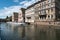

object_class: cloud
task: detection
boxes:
[13,0,19,2]
[0,0,40,18]
[0,6,21,18]
[19,0,38,8]
[20,1,28,4]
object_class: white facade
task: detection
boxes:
[25,7,35,23]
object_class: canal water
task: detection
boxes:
[0,23,60,40]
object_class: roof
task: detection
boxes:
[26,0,46,10]
[26,1,41,10]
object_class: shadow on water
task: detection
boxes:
[21,26,25,40]
[55,29,60,40]
[34,24,57,40]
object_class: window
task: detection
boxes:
[51,15,53,18]
[51,8,54,12]
[48,0,51,3]
[48,15,50,18]
[27,17,31,19]
[51,3,55,6]
[48,4,49,6]
[44,10,46,14]
[51,3,53,5]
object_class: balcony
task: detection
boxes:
[39,13,46,15]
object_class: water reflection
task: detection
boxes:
[0,23,60,40]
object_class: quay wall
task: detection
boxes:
[34,21,60,26]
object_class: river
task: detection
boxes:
[0,23,60,40]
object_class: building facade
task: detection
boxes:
[12,12,23,22]
[12,0,60,23]
[25,0,60,24]
[25,7,35,23]
[34,0,60,22]
[12,8,25,23]
[34,0,55,22]
[12,12,18,22]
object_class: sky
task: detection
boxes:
[0,0,39,19]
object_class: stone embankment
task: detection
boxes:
[34,21,60,26]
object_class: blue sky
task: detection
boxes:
[0,0,38,19]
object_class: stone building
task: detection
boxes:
[12,12,19,22]
[25,1,41,24]
[12,12,23,22]
[25,6,35,24]
[25,0,60,24]
[34,0,60,22]
[18,8,25,23]
[12,0,60,23]
[34,0,55,22]
[12,8,25,23]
